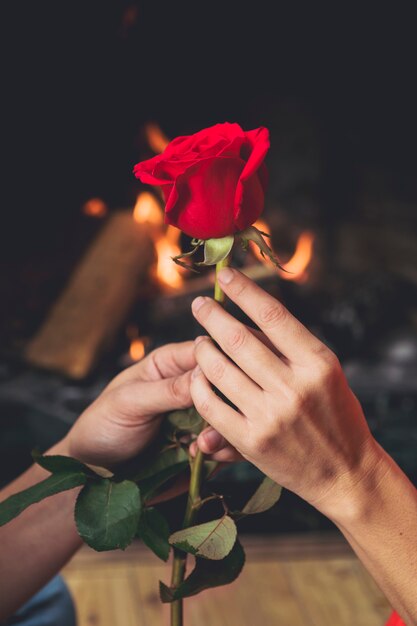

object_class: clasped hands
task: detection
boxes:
[64,269,382,522]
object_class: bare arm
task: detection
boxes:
[0,341,196,621]
[188,268,417,625]
[0,440,82,620]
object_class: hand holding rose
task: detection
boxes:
[189,268,380,521]
[189,269,417,624]
[64,342,196,467]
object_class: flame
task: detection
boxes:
[129,338,146,361]
[132,192,183,291]
[279,231,315,283]
[133,191,164,226]
[145,123,170,154]
[82,198,108,218]
[155,226,184,290]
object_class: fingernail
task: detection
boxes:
[203,429,223,450]
[194,335,207,345]
[192,296,207,313]
[218,268,234,284]
[191,365,202,379]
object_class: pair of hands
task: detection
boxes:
[65,269,380,520]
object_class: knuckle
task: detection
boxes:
[230,276,247,297]
[225,325,247,352]
[287,388,308,415]
[258,302,286,327]
[146,348,165,377]
[208,358,226,383]
[169,376,189,406]
[313,351,341,385]
[193,392,212,418]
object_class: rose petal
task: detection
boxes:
[241,127,270,186]
[234,174,265,231]
[165,156,245,239]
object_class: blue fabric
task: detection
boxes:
[3,576,76,626]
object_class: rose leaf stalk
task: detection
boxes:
[170,255,230,626]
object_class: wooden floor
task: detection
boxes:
[62,533,392,626]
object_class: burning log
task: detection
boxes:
[25,210,155,379]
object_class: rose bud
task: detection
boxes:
[133,122,270,240]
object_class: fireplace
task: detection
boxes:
[1,105,417,534]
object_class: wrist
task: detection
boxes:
[314,437,391,526]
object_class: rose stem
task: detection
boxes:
[170,255,230,626]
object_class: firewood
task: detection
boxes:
[25,210,155,379]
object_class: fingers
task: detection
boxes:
[140,341,197,381]
[115,370,193,416]
[213,268,325,364]
[194,336,262,415]
[190,441,243,463]
[190,428,244,462]
[107,341,196,390]
[191,299,291,391]
[190,366,246,445]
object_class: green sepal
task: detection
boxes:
[197,235,235,266]
[0,472,87,527]
[169,515,237,560]
[171,240,204,271]
[75,479,141,551]
[238,226,285,270]
[136,507,171,561]
[160,540,245,602]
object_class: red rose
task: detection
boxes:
[133,122,270,239]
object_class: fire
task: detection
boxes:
[145,123,170,154]
[133,191,164,227]
[155,226,184,290]
[129,338,146,362]
[132,192,183,290]
[82,198,108,218]
[279,231,315,283]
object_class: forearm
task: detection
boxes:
[0,439,82,621]
[328,443,417,625]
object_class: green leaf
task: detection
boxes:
[241,476,282,516]
[137,507,170,561]
[199,235,235,266]
[75,479,141,551]
[169,515,237,560]
[160,540,245,602]
[32,451,94,476]
[133,446,188,482]
[167,407,203,434]
[0,472,86,527]
[139,461,189,502]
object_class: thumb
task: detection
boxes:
[118,371,193,416]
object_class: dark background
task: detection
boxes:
[1,2,417,532]
[2,1,417,261]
